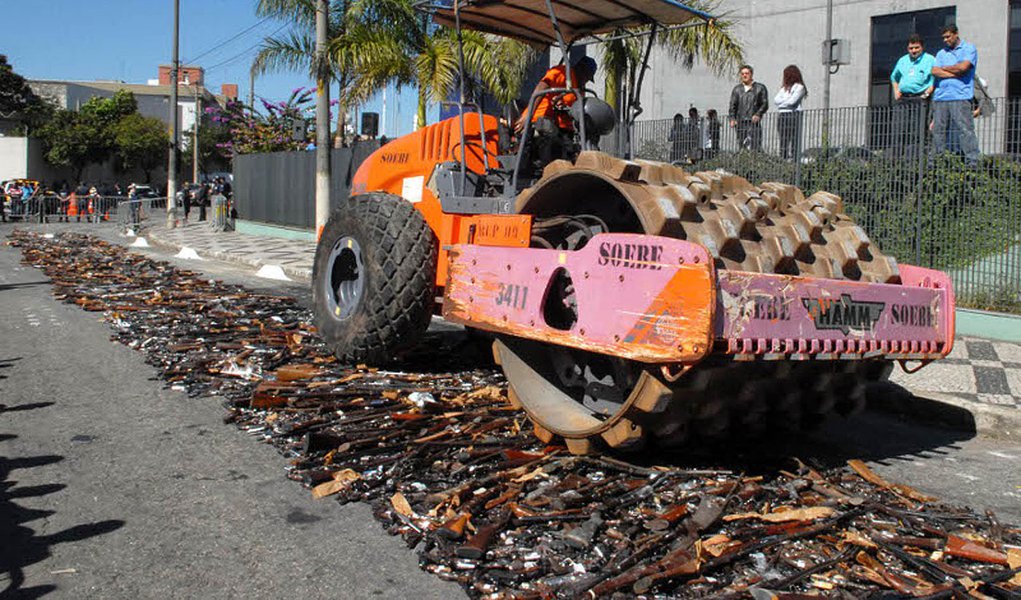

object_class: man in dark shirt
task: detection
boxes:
[728,65,769,151]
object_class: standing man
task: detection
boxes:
[728,65,769,151]
[930,24,979,165]
[890,34,934,158]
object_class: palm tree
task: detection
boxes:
[254,0,534,134]
[336,0,535,129]
[252,0,367,144]
[599,1,744,117]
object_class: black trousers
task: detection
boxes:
[893,96,930,160]
[735,120,762,151]
[777,112,803,160]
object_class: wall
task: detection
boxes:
[619,0,1006,121]
[0,137,30,181]
[233,142,380,229]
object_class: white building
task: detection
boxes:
[634,0,1010,118]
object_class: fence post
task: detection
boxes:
[913,99,926,267]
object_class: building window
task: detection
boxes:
[870,7,956,106]
[1008,1,1021,152]
[1009,0,1021,97]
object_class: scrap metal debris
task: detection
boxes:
[9,230,1021,599]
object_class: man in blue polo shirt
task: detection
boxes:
[931,24,979,165]
[890,34,934,158]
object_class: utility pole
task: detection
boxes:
[314,0,330,238]
[193,85,201,182]
[249,70,255,109]
[166,0,180,228]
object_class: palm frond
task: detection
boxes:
[251,32,317,78]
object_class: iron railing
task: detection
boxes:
[628,97,1021,313]
[117,197,168,234]
[3,195,126,224]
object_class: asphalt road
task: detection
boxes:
[2,223,1020,599]
[0,223,461,599]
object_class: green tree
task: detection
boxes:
[253,0,534,135]
[38,90,140,180]
[182,118,232,178]
[252,0,358,144]
[0,54,53,134]
[113,114,168,182]
[338,0,534,128]
[37,110,102,181]
[601,1,743,116]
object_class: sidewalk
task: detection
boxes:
[146,221,316,281]
[140,220,1021,440]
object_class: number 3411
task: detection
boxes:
[495,283,528,309]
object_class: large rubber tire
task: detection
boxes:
[501,152,897,454]
[312,193,437,365]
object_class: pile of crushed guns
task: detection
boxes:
[11,230,1021,599]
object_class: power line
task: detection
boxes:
[204,23,289,74]
[183,15,275,65]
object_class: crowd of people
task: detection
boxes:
[664,23,984,166]
[2,176,233,224]
[1,180,128,223]
[176,177,232,224]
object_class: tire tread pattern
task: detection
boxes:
[312,193,438,365]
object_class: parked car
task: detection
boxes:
[131,184,159,199]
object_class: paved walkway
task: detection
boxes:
[140,221,1021,437]
[147,222,316,281]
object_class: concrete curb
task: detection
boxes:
[869,382,1020,441]
[142,230,312,282]
[956,308,1021,343]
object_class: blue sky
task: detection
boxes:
[2,0,415,137]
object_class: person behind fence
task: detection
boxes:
[21,182,35,219]
[193,180,208,222]
[73,182,86,222]
[128,183,141,226]
[668,113,686,162]
[704,109,721,159]
[890,34,934,159]
[88,186,100,222]
[774,65,807,161]
[729,65,768,151]
[930,24,980,166]
[684,107,703,162]
[180,182,192,223]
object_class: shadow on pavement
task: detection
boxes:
[0,403,56,414]
[0,453,125,599]
[868,381,981,433]
[394,329,499,374]
[1,451,124,599]
[0,357,22,382]
[0,281,51,293]
[642,409,976,476]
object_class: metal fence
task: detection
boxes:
[3,195,127,224]
[629,97,1021,313]
[117,197,168,234]
[233,140,380,229]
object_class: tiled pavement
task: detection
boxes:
[141,221,1021,420]
[891,337,1021,408]
[146,222,316,280]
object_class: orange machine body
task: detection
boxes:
[351,114,532,287]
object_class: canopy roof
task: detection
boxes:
[424,0,713,47]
